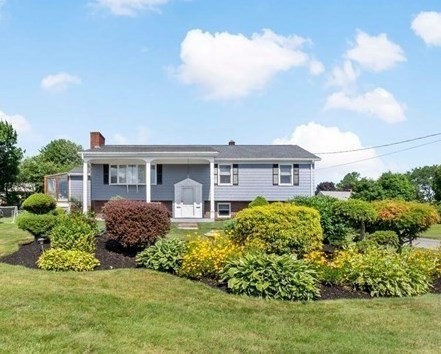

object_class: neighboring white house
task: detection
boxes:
[318,190,352,200]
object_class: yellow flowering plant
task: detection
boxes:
[178,232,243,279]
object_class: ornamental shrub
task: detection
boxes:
[21,193,56,214]
[291,196,351,246]
[372,200,440,245]
[136,238,187,273]
[327,246,433,297]
[366,231,399,249]
[231,202,323,256]
[332,199,377,240]
[220,253,320,301]
[17,212,58,237]
[103,200,170,248]
[37,249,100,271]
[178,233,243,279]
[248,196,269,208]
[50,213,99,253]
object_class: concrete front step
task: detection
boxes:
[176,223,198,230]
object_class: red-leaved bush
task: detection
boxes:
[103,200,170,248]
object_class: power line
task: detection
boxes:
[316,138,441,171]
[313,132,441,155]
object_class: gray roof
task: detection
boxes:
[83,144,319,160]
[318,191,352,200]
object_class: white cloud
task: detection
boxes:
[345,31,406,72]
[308,59,325,76]
[92,0,169,16]
[325,88,406,123]
[411,11,441,46]
[41,72,81,92]
[0,110,32,134]
[328,60,360,88]
[175,29,323,100]
[273,122,385,183]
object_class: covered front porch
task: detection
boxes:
[81,155,217,220]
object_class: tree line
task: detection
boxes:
[0,121,82,205]
[316,168,441,204]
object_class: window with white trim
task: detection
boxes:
[217,203,231,218]
[218,164,232,185]
[109,164,156,185]
[279,164,293,185]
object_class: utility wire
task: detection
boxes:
[313,132,441,155]
[316,138,441,171]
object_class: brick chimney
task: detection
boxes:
[90,132,105,149]
[228,140,236,145]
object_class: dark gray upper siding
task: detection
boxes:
[90,163,311,201]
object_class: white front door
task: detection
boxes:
[181,187,195,218]
[174,178,203,218]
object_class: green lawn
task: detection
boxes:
[1,222,441,353]
[167,220,228,239]
[421,224,441,240]
[0,221,33,257]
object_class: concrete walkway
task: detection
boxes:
[413,238,441,250]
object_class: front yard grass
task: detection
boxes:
[167,220,228,239]
[1,221,441,353]
[0,221,33,257]
[421,224,441,240]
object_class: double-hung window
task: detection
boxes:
[218,164,232,185]
[279,164,293,185]
[109,164,156,185]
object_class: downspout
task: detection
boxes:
[310,162,314,196]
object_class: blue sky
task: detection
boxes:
[0,0,440,182]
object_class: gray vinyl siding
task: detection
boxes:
[214,163,311,201]
[90,164,209,201]
[70,176,84,200]
[90,163,312,202]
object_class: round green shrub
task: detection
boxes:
[103,200,170,248]
[17,212,58,237]
[50,213,99,253]
[37,248,100,271]
[21,193,56,214]
[291,196,351,246]
[366,231,399,248]
[221,253,320,301]
[231,202,323,255]
[136,238,187,273]
[248,196,269,208]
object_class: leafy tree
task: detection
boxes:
[39,139,82,169]
[377,172,417,201]
[352,178,384,201]
[18,156,59,192]
[332,199,377,240]
[407,165,439,202]
[315,181,336,195]
[0,121,24,204]
[372,200,439,245]
[336,172,360,191]
[433,167,441,202]
[18,139,82,192]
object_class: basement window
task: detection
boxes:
[217,203,231,218]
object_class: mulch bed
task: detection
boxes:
[1,237,440,300]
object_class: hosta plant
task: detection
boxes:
[221,253,320,301]
[136,238,187,273]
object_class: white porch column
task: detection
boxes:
[209,160,215,219]
[146,160,151,203]
[82,160,88,213]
